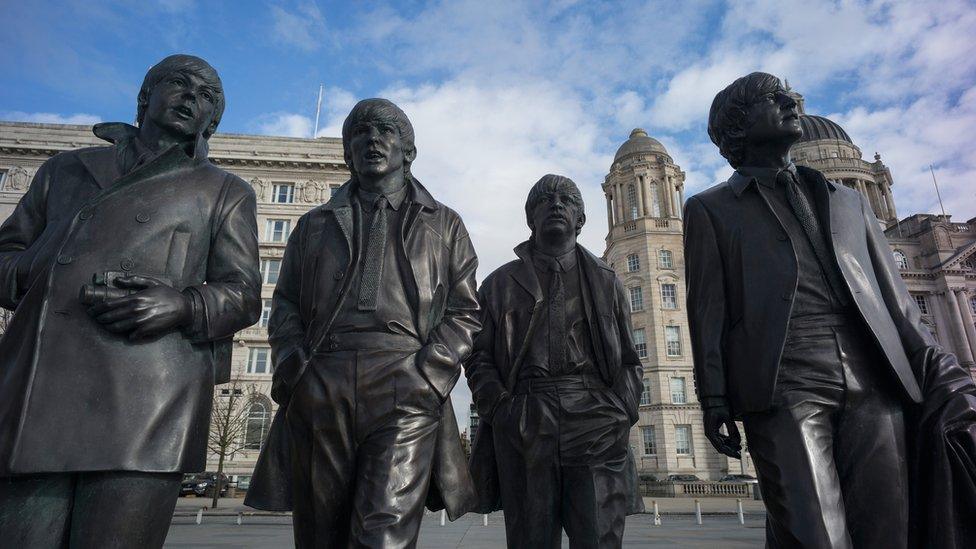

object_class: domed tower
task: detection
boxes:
[603,130,734,480]
[787,87,899,228]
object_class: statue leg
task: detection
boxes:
[742,329,852,549]
[833,328,908,549]
[67,471,181,549]
[285,351,358,548]
[492,391,562,549]
[559,387,631,549]
[348,352,441,548]
[0,473,73,546]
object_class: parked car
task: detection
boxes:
[666,474,701,482]
[181,472,230,497]
[719,474,758,484]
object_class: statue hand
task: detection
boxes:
[704,405,742,459]
[87,275,192,340]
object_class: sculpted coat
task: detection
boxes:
[0,122,262,475]
[245,178,480,518]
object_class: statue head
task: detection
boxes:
[707,72,801,168]
[525,174,586,241]
[341,99,416,185]
[136,54,225,140]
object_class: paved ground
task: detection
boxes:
[166,497,767,548]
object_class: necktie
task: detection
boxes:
[548,258,567,373]
[780,171,849,306]
[358,195,388,311]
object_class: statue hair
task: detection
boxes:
[707,72,782,169]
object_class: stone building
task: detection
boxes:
[601,129,753,480]
[0,121,348,489]
[884,214,976,378]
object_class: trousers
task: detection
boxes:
[492,374,632,549]
[743,324,908,549]
[0,471,181,549]
[286,333,442,548]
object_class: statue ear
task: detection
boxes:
[576,212,586,234]
[404,146,417,164]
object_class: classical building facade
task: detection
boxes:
[0,121,348,489]
[601,129,754,480]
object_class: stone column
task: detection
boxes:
[663,177,673,217]
[636,174,646,219]
[930,290,952,347]
[956,290,976,362]
[677,184,685,219]
[945,290,976,365]
[614,180,625,225]
[606,192,614,228]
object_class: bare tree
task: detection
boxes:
[207,379,261,509]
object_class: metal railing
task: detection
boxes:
[639,481,756,498]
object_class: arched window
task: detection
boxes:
[627,184,639,220]
[892,250,908,270]
[244,401,270,450]
[648,182,662,217]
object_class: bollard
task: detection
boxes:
[237,512,243,526]
[653,500,661,526]
[440,510,446,526]
[483,514,488,527]
[196,508,203,525]
[737,498,745,525]
[695,499,702,525]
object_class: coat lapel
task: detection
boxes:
[76,147,119,190]
[506,242,544,388]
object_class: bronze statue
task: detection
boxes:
[0,54,262,547]
[466,174,644,548]
[245,98,480,548]
[685,71,976,548]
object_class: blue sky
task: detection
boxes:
[3,0,975,427]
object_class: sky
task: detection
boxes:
[2,0,975,429]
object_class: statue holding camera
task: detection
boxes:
[0,54,261,547]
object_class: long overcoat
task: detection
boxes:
[465,241,645,514]
[683,165,934,416]
[244,178,480,520]
[0,123,262,475]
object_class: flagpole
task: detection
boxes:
[929,164,947,219]
[313,84,324,138]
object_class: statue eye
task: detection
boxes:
[201,90,214,103]
[169,77,186,87]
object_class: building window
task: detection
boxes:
[649,182,661,217]
[626,253,640,272]
[629,287,644,312]
[675,425,692,455]
[665,326,681,356]
[661,283,677,309]
[243,401,270,450]
[259,299,272,328]
[970,296,976,316]
[659,249,674,269]
[271,183,295,204]
[641,426,657,455]
[247,347,271,374]
[893,250,908,270]
[640,379,652,406]
[633,328,648,359]
[261,259,281,285]
[670,377,687,404]
[0,169,6,190]
[627,184,639,220]
[265,219,291,242]
[912,294,929,315]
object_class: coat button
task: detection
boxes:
[781,292,792,301]
[136,212,150,223]
[78,208,93,220]
[57,255,72,265]
[120,258,135,271]
[334,270,344,280]
[777,234,788,241]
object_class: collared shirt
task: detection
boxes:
[330,182,418,338]
[738,164,851,323]
[519,246,597,379]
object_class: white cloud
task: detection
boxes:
[270,2,327,52]
[251,112,313,138]
[0,111,102,125]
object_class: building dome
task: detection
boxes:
[613,128,669,162]
[798,114,853,144]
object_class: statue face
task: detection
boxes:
[143,70,219,140]
[530,186,583,240]
[744,85,801,147]
[347,117,412,181]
